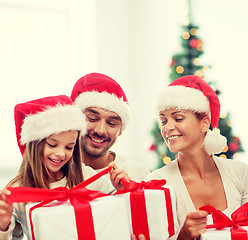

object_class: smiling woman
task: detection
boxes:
[146,75,248,240]
[159,109,208,153]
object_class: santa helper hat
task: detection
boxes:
[70,72,130,130]
[156,75,227,156]
[15,95,87,155]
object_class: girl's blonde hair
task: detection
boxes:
[8,132,84,189]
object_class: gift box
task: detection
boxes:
[200,203,248,240]
[7,167,131,240]
[115,179,179,240]
[201,226,248,240]
[26,196,130,240]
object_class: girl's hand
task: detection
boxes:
[108,162,130,190]
[0,189,13,232]
[177,210,208,240]
[131,234,146,240]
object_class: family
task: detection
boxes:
[0,73,247,240]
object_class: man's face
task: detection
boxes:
[82,107,122,158]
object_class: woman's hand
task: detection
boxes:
[108,162,130,190]
[177,210,208,240]
[0,189,13,232]
[131,234,146,240]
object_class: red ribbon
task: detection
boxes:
[200,203,248,240]
[6,166,112,240]
[115,178,174,239]
[116,178,167,194]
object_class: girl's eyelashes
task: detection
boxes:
[66,145,75,150]
[46,142,75,150]
[46,142,56,148]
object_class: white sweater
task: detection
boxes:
[146,156,248,229]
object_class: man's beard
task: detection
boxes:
[82,143,108,158]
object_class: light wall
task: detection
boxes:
[1,0,248,185]
[0,0,98,169]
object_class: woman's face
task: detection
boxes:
[159,108,209,153]
[43,130,78,180]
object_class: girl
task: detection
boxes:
[146,75,248,240]
[0,95,125,239]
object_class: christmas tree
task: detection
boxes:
[149,2,244,169]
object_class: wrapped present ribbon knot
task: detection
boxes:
[116,178,167,193]
[200,202,248,240]
[115,178,174,240]
[6,166,112,240]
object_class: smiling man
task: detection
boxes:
[71,72,150,182]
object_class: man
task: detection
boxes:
[71,72,150,182]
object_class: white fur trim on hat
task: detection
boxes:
[20,105,86,144]
[156,86,210,114]
[156,85,227,156]
[202,129,227,156]
[74,91,130,130]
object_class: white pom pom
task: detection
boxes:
[202,128,227,156]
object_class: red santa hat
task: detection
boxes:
[71,72,130,130]
[156,75,227,156]
[15,95,87,155]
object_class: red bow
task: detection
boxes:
[115,178,167,194]
[200,203,248,230]
[200,203,248,240]
[115,178,174,239]
[6,166,112,240]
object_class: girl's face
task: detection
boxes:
[43,130,78,181]
[159,108,209,154]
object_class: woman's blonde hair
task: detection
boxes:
[8,132,84,189]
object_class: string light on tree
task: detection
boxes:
[163,157,172,165]
[176,66,184,74]
[190,27,197,35]
[182,32,190,39]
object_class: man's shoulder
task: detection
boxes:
[113,153,150,181]
[114,154,149,171]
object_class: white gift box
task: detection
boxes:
[26,195,130,240]
[201,226,248,240]
[116,185,179,240]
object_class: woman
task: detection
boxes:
[146,75,248,239]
